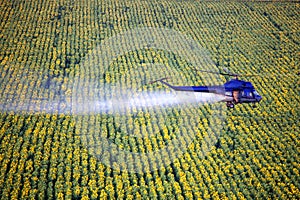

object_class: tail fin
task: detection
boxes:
[149,77,170,85]
[149,77,180,90]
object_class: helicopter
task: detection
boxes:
[150,69,262,108]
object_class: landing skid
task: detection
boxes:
[226,102,234,108]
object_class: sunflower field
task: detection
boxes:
[0,0,299,199]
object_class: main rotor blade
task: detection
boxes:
[191,67,237,77]
[190,66,298,79]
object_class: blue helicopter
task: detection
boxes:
[150,69,262,108]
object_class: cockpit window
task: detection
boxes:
[242,90,253,97]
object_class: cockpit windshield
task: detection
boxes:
[253,90,260,96]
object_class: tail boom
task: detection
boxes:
[151,78,224,94]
